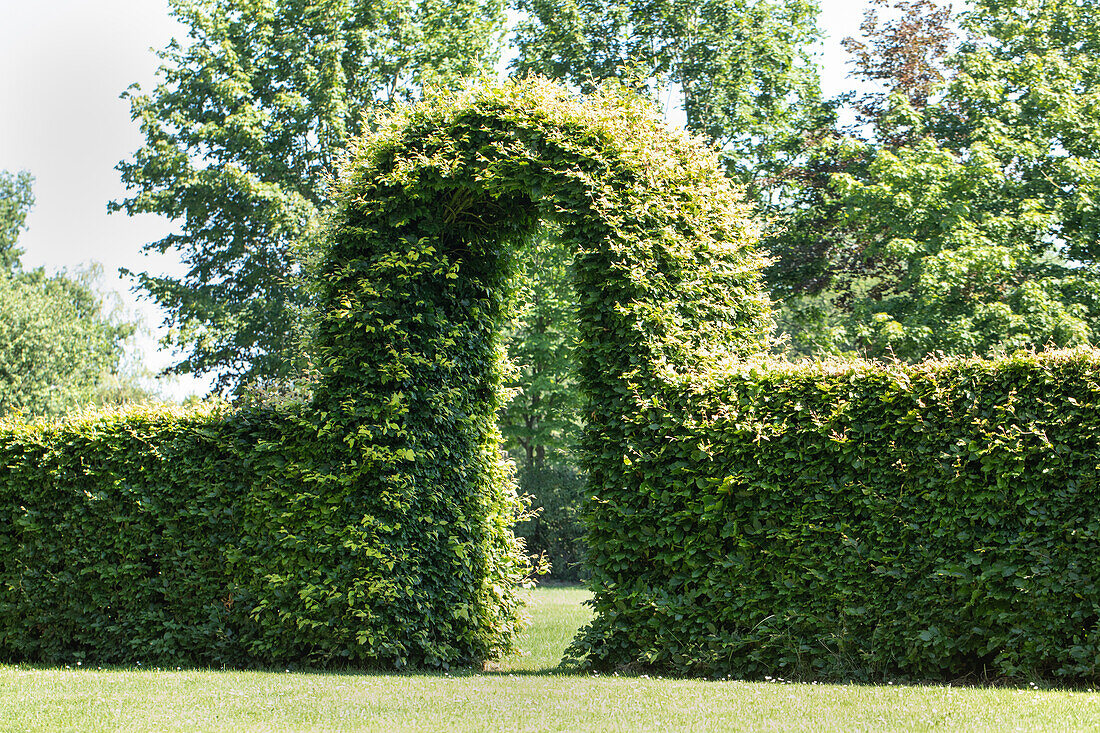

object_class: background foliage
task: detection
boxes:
[767,0,1100,360]
[0,170,34,272]
[511,0,822,188]
[109,0,1100,382]
[500,229,586,580]
[0,170,141,418]
[113,0,507,392]
[512,461,587,581]
[0,268,133,417]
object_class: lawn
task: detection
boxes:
[2,586,1099,732]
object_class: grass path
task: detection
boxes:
[2,587,1099,732]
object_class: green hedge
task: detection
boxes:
[0,405,247,665]
[570,349,1100,681]
[0,399,524,668]
[0,79,768,669]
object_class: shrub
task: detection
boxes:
[569,348,1100,682]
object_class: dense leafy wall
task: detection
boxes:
[0,79,770,668]
[0,406,248,665]
[569,348,1100,681]
[0,400,523,667]
[307,77,769,638]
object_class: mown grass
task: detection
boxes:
[2,586,1099,732]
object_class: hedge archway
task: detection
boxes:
[0,78,769,671]
[10,81,1098,678]
[308,79,771,659]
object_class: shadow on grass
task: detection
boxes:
[5,659,1087,693]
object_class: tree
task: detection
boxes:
[768,0,1100,360]
[764,0,958,358]
[499,228,581,473]
[0,268,134,417]
[114,0,507,392]
[0,172,137,416]
[842,0,955,135]
[510,0,822,189]
[0,170,34,272]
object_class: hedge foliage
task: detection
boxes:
[0,405,247,665]
[0,79,769,668]
[569,348,1100,682]
[0,398,525,667]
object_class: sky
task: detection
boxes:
[0,0,868,400]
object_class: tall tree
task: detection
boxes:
[114,0,507,392]
[0,170,34,272]
[510,0,822,189]
[499,228,587,579]
[769,0,1100,360]
[0,173,136,416]
[500,228,581,474]
[842,0,955,134]
[0,268,134,417]
[764,0,958,357]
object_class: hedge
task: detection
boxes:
[569,348,1100,682]
[0,405,248,665]
[0,398,523,668]
[0,79,769,668]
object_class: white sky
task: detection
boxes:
[0,0,867,400]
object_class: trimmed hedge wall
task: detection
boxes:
[570,349,1100,681]
[0,400,524,668]
[0,406,248,665]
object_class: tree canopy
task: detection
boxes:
[114,0,508,392]
[113,0,1100,382]
[0,172,135,417]
[0,170,34,272]
[0,269,133,417]
[511,0,822,188]
[499,229,581,473]
[767,0,1100,361]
